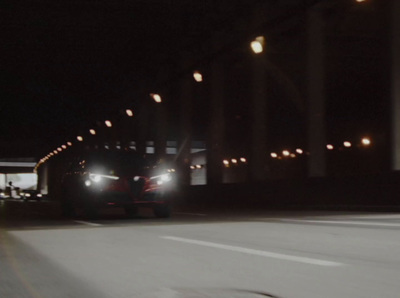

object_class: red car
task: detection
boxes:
[60,150,174,218]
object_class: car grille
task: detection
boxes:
[129,177,146,198]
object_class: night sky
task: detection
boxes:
[1,0,390,159]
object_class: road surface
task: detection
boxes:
[1,202,400,297]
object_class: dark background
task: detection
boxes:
[0,0,390,165]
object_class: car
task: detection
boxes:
[60,150,174,218]
[20,189,44,201]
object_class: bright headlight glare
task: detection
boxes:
[89,173,119,182]
[150,173,171,182]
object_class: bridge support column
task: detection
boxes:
[178,58,193,186]
[207,60,225,185]
[391,0,400,170]
[307,6,326,178]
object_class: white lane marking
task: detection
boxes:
[279,219,400,227]
[174,212,207,216]
[74,220,103,227]
[161,236,343,267]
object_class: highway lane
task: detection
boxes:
[1,209,400,298]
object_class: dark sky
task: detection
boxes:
[0,0,391,158]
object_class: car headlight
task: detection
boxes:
[85,173,119,187]
[89,173,119,182]
[150,173,172,185]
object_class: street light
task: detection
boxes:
[67,142,72,146]
[150,93,162,103]
[126,109,134,117]
[77,136,83,142]
[90,129,96,135]
[105,120,112,128]
[62,145,67,149]
[343,141,352,148]
[282,150,290,157]
[193,71,203,82]
[250,36,265,54]
[361,137,371,146]
[326,144,334,150]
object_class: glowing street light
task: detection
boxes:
[282,150,290,157]
[53,150,58,154]
[62,145,67,149]
[90,129,96,135]
[67,142,72,146]
[296,148,303,154]
[126,109,133,117]
[57,147,62,152]
[361,137,371,146]
[105,120,112,128]
[193,71,203,82]
[151,93,162,103]
[240,157,247,163]
[326,144,334,150]
[231,159,238,164]
[223,160,229,165]
[343,141,352,148]
[77,136,83,142]
[250,36,265,54]
[270,152,278,158]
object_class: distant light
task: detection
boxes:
[77,136,83,142]
[361,137,371,146]
[105,120,112,128]
[53,150,58,154]
[223,160,229,165]
[296,148,303,154]
[126,109,134,117]
[67,142,72,146]
[190,165,195,170]
[240,157,247,163]
[151,93,162,103]
[270,152,278,158]
[250,36,265,54]
[170,169,175,172]
[290,153,296,158]
[90,129,96,135]
[282,150,290,157]
[326,144,334,150]
[62,145,67,149]
[343,141,352,148]
[50,153,54,156]
[57,147,62,152]
[231,159,238,164]
[193,71,203,82]
[356,0,366,2]
[196,165,202,169]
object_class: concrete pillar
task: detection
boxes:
[177,60,193,186]
[37,162,49,194]
[250,55,268,181]
[137,105,149,156]
[392,0,400,170]
[207,60,224,185]
[306,6,326,177]
[154,103,167,161]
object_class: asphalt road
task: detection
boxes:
[1,202,400,298]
